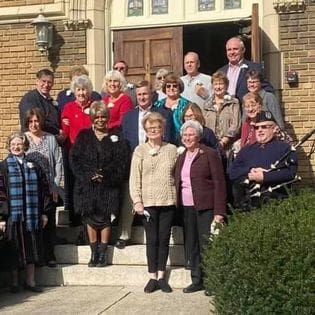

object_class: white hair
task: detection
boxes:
[180,120,203,139]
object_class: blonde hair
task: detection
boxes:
[101,70,127,93]
[142,112,166,131]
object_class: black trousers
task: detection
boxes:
[143,206,174,273]
[43,204,56,262]
[183,206,213,285]
[63,147,78,225]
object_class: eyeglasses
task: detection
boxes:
[182,133,197,138]
[166,83,178,89]
[146,126,162,132]
[114,67,125,71]
[254,124,274,130]
[244,104,259,110]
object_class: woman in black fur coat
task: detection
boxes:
[70,101,128,267]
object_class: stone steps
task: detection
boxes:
[32,207,190,288]
[56,225,184,245]
[55,244,185,266]
[35,265,191,288]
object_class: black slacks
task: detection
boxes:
[183,206,213,285]
[63,147,78,225]
[43,204,56,262]
[143,206,174,273]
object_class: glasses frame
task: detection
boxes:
[254,124,274,130]
[165,83,178,89]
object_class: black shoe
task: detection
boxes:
[204,290,211,296]
[185,260,192,270]
[115,239,130,249]
[24,283,43,293]
[10,285,21,293]
[183,283,204,293]
[158,278,172,293]
[144,279,158,293]
[47,260,57,268]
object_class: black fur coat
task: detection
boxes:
[70,128,129,225]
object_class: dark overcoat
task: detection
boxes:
[70,128,129,223]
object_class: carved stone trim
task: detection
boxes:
[63,19,91,30]
[273,0,306,14]
[63,0,91,30]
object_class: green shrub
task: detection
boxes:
[203,189,315,315]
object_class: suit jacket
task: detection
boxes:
[175,144,226,215]
[19,89,59,135]
[121,106,174,152]
[219,59,273,102]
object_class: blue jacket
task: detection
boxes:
[121,106,174,152]
[219,59,273,102]
[229,139,297,186]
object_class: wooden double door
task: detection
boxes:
[113,4,260,84]
[113,27,183,84]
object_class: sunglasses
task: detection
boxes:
[166,83,178,89]
[157,76,165,80]
[254,124,274,130]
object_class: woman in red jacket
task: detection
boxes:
[175,120,226,293]
[101,70,133,131]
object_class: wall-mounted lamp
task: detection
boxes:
[31,14,53,54]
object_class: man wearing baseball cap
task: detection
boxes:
[228,111,298,209]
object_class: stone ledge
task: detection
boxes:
[55,244,185,266]
[35,265,191,288]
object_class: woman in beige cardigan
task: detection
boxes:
[129,112,177,294]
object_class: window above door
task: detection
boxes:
[111,0,260,29]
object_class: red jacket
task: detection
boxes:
[103,93,133,130]
[61,101,92,145]
[175,144,226,215]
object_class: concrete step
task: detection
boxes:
[57,225,184,245]
[55,244,185,266]
[35,265,191,288]
[56,207,70,226]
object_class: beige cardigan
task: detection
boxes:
[129,142,177,207]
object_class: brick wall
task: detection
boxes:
[0,20,86,158]
[0,0,53,7]
[279,5,315,185]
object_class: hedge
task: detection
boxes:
[203,189,315,315]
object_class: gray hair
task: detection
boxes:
[89,101,110,122]
[70,74,93,96]
[101,70,127,93]
[7,131,29,152]
[180,120,203,139]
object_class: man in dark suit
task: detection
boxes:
[115,80,174,249]
[219,37,273,103]
[19,69,61,137]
